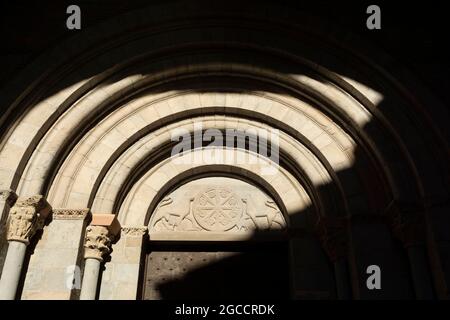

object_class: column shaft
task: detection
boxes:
[316,216,352,299]
[80,258,101,300]
[383,201,435,299]
[0,195,51,300]
[407,246,434,299]
[80,216,120,300]
[334,259,351,300]
[0,241,27,300]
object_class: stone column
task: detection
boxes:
[0,195,51,300]
[384,201,434,299]
[80,214,120,300]
[0,190,18,279]
[317,216,352,300]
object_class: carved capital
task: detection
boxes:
[382,200,426,248]
[316,216,349,262]
[121,226,148,237]
[53,209,91,220]
[6,195,52,244]
[0,190,18,207]
[84,226,113,261]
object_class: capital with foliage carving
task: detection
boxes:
[6,195,52,244]
[84,225,113,261]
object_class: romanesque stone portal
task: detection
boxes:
[0,1,448,301]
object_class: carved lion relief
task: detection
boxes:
[150,187,286,233]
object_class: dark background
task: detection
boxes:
[0,0,449,110]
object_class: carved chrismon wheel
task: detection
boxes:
[193,188,243,231]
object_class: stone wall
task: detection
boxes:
[99,227,147,300]
[21,210,90,300]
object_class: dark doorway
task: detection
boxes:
[143,241,290,300]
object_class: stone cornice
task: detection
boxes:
[14,195,52,218]
[90,214,121,237]
[121,226,148,237]
[53,209,91,220]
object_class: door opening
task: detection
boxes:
[143,241,290,300]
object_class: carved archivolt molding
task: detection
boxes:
[84,225,113,261]
[6,195,51,244]
[52,209,91,220]
[150,187,286,233]
[121,226,148,237]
